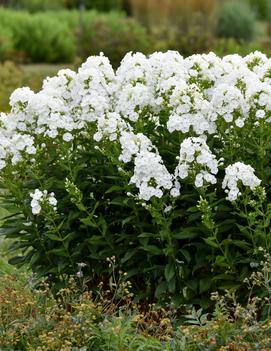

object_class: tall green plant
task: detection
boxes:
[1,51,271,306]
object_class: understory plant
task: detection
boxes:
[0,257,271,350]
[1,50,271,306]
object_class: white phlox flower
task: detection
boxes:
[211,84,247,128]
[30,189,58,215]
[175,137,218,188]
[222,162,261,201]
[167,85,216,135]
[130,150,173,201]
[94,112,131,142]
[118,131,153,163]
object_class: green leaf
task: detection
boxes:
[47,248,69,257]
[142,245,162,255]
[121,216,134,227]
[203,237,219,248]
[231,240,251,250]
[105,185,123,194]
[98,217,107,236]
[46,233,63,241]
[173,228,199,240]
[155,281,167,298]
[121,249,138,263]
[215,255,228,267]
[180,248,191,263]
[8,255,26,265]
[0,227,22,236]
[212,274,236,281]
[111,197,129,206]
[165,263,175,282]
[199,278,212,293]
[80,217,97,228]
[168,277,176,293]
[138,232,156,238]
[187,213,201,223]
[30,252,41,265]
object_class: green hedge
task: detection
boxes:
[0,9,76,63]
[79,12,150,67]
[10,0,125,12]
[0,9,149,64]
[217,0,256,42]
[0,61,23,112]
[246,0,271,20]
[10,0,66,12]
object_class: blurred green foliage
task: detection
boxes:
[11,0,66,12]
[0,24,14,61]
[13,14,76,63]
[217,0,256,42]
[84,0,123,11]
[80,12,150,68]
[0,1,270,67]
[213,37,271,57]
[0,9,76,63]
[0,9,150,65]
[9,0,125,12]
[153,14,215,58]
[246,0,271,20]
[0,61,22,111]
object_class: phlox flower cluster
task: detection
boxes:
[130,150,173,201]
[222,162,261,201]
[118,132,153,163]
[211,85,247,128]
[175,137,218,188]
[1,50,269,202]
[167,85,216,135]
[30,189,57,215]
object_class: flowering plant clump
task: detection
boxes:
[1,51,271,304]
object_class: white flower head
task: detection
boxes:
[222,162,261,201]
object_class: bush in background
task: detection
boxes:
[130,0,218,30]
[0,9,150,65]
[217,0,256,41]
[0,24,14,61]
[80,13,150,67]
[0,9,76,63]
[8,0,126,12]
[10,0,66,12]
[85,0,123,12]
[0,61,22,111]
[13,14,76,63]
[246,0,271,20]
[129,0,218,57]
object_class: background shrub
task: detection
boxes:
[152,14,215,57]
[79,13,150,67]
[217,0,256,41]
[12,14,76,63]
[246,0,271,20]
[0,24,14,61]
[129,0,218,30]
[85,0,123,11]
[129,0,217,57]
[0,9,76,63]
[9,0,127,12]
[10,0,66,12]
[213,37,271,58]
[0,61,23,111]
[0,9,149,65]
